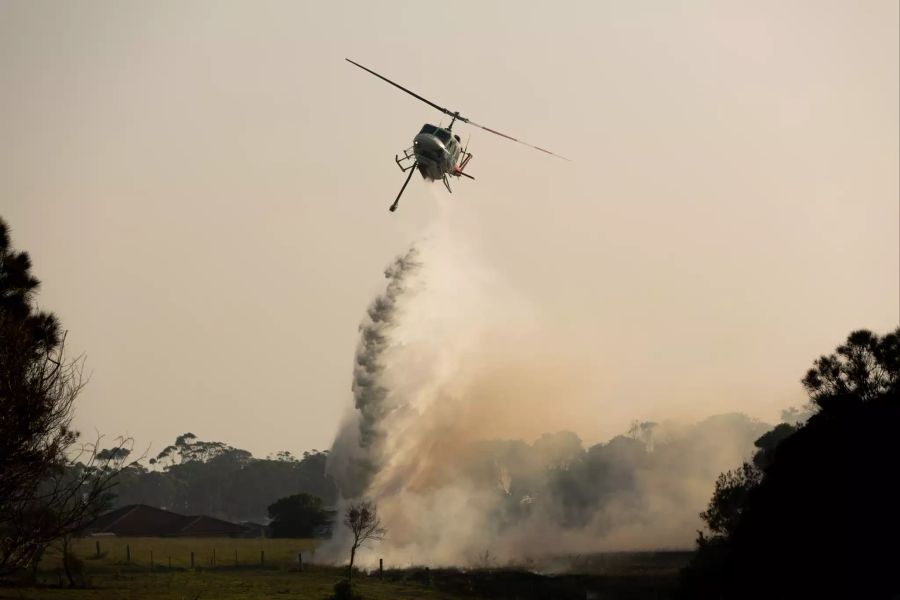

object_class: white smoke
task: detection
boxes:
[322,199,766,567]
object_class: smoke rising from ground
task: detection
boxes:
[324,209,768,567]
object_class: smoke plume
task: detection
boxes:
[323,211,767,567]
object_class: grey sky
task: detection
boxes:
[1,1,897,458]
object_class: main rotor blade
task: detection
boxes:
[346,59,457,121]
[346,58,569,161]
[464,118,570,161]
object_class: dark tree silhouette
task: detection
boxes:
[0,217,129,580]
[802,328,898,408]
[267,493,333,538]
[344,500,385,583]
[109,436,336,522]
[681,327,900,600]
[698,462,761,540]
[96,447,131,462]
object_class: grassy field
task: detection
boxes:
[69,536,321,571]
[1,568,462,600]
[0,538,690,599]
[2,537,462,600]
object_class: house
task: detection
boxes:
[85,504,248,537]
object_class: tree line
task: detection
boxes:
[107,434,337,524]
[680,327,899,599]
[3,212,897,597]
[0,216,339,583]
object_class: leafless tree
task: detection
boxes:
[343,499,385,582]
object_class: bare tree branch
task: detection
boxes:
[343,499,386,583]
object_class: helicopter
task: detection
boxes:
[346,58,567,212]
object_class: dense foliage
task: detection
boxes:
[681,327,900,599]
[267,493,334,538]
[0,217,124,580]
[108,434,337,523]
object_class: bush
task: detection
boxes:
[329,579,360,600]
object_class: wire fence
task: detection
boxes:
[66,536,327,572]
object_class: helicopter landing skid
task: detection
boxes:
[395,147,416,172]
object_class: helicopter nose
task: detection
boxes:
[414,133,443,158]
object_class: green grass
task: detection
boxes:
[69,536,320,570]
[1,569,462,600]
[1,538,689,599]
[1,537,463,600]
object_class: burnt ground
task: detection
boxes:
[378,551,693,600]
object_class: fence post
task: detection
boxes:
[126,544,131,564]
[95,540,100,558]
[235,549,238,568]
[168,556,171,569]
[260,550,265,567]
[150,550,154,571]
[297,553,302,572]
[379,558,383,579]
[190,551,195,569]
[213,548,216,567]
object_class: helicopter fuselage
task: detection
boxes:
[346,57,565,212]
[412,124,462,180]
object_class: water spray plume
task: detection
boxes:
[323,207,767,567]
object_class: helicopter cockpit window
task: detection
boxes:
[419,124,438,135]
[435,129,452,144]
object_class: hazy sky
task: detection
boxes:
[1,1,897,458]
